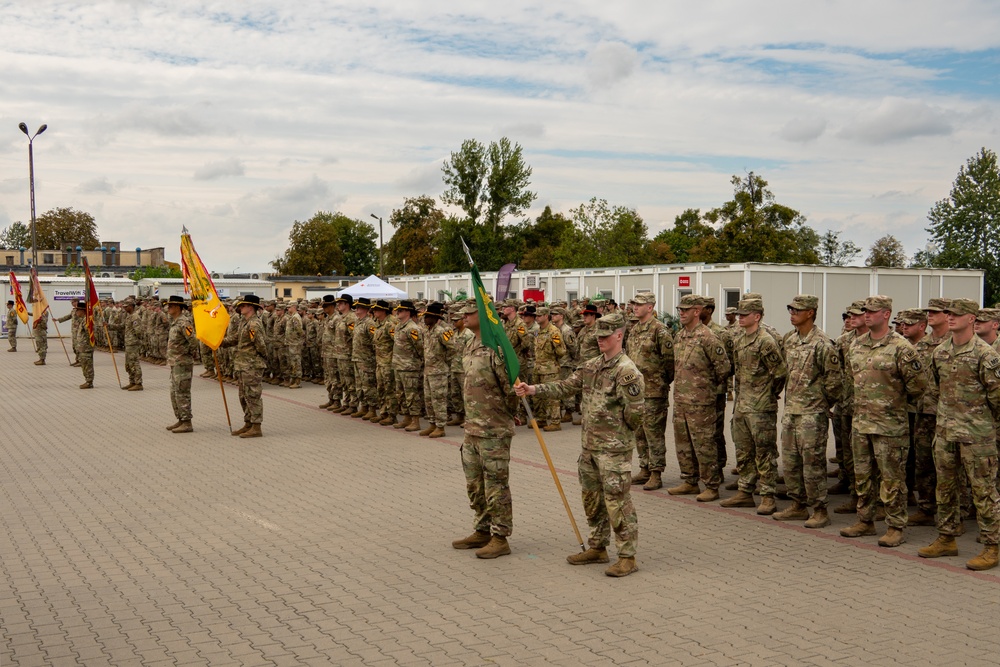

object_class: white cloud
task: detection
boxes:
[778,117,827,143]
[194,157,245,181]
[77,176,118,194]
[839,97,953,144]
[586,41,638,88]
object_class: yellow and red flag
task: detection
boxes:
[81,258,99,346]
[180,227,230,349]
[29,267,49,326]
[8,271,29,324]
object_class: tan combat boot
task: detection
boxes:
[280,379,291,387]
[380,414,397,426]
[165,421,183,431]
[405,417,422,433]
[878,527,906,547]
[428,426,446,438]
[756,496,777,515]
[720,491,756,508]
[419,423,436,436]
[127,384,143,391]
[840,520,876,537]
[326,401,342,412]
[543,423,562,432]
[561,410,572,423]
[631,468,650,485]
[833,496,858,514]
[122,383,134,391]
[696,488,720,503]
[240,424,262,438]
[319,400,333,409]
[351,406,367,418]
[772,502,809,521]
[79,381,93,389]
[34,359,45,365]
[289,379,301,388]
[363,409,378,421]
[642,471,662,491]
[918,534,958,558]
[395,415,412,430]
[605,557,638,577]
[908,508,936,526]
[572,413,582,426]
[667,482,700,496]
[172,421,193,433]
[804,508,830,529]
[567,547,609,565]
[475,536,511,559]
[966,545,999,571]
[446,415,463,426]
[452,531,492,549]
[232,423,251,436]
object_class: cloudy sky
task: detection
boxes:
[1,1,998,273]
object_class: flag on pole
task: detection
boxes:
[81,258,100,346]
[29,267,49,326]
[495,263,516,302]
[8,271,29,324]
[460,239,520,386]
[180,227,231,350]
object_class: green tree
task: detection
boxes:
[818,230,862,266]
[649,209,714,264]
[553,198,649,268]
[0,221,31,249]
[926,147,1000,302]
[519,206,573,269]
[130,266,183,281]
[441,137,536,232]
[384,196,443,274]
[271,212,377,276]
[36,207,99,250]
[865,234,908,267]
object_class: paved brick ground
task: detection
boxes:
[2,348,999,666]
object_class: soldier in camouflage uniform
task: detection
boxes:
[452,301,519,560]
[720,298,787,515]
[534,307,568,431]
[75,301,96,388]
[773,295,842,528]
[333,295,358,412]
[502,300,530,424]
[517,312,644,577]
[6,299,19,351]
[284,302,305,388]
[164,296,199,433]
[974,308,1000,350]
[840,296,927,547]
[420,302,454,438]
[56,304,80,366]
[222,295,269,438]
[919,298,1000,570]
[350,297,378,419]
[109,299,144,390]
[552,307,579,423]
[831,300,867,513]
[319,295,342,410]
[701,297,734,477]
[624,292,674,491]
[668,295,731,502]
[152,302,169,365]
[392,300,425,432]
[32,308,48,365]
[447,306,475,426]
[370,300,398,425]
[577,304,601,364]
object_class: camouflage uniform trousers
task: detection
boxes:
[155,335,168,362]
[376,364,397,415]
[449,371,466,417]
[337,358,356,407]
[7,328,16,350]
[781,412,830,510]
[714,392,728,468]
[396,370,422,417]
[535,372,562,425]
[124,344,142,386]
[731,411,779,497]
[833,409,856,494]
[170,363,193,421]
[278,346,290,381]
[322,356,340,402]
[354,363,376,409]
[636,397,668,472]
[912,413,937,513]
[200,342,215,374]
[579,449,638,558]
[287,345,303,381]
[853,432,906,528]
[673,403,721,489]
[933,437,1000,544]
[424,373,450,427]
[237,368,263,425]
[461,435,513,537]
[79,348,95,383]
[34,329,47,361]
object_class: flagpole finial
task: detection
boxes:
[182,225,189,235]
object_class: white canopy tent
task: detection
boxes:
[340,275,408,300]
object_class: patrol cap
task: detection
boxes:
[744,292,763,300]
[846,300,866,315]
[501,298,518,309]
[459,302,478,315]
[535,306,551,316]
[976,308,1000,323]
[725,306,737,315]
[677,294,705,309]
[633,292,655,305]
[945,298,980,316]
[923,297,950,312]
[735,298,764,315]
[896,308,927,324]
[703,296,716,308]
[863,295,892,312]
[788,295,819,311]
[594,312,625,336]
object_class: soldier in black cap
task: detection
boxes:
[319,294,341,410]
[332,294,358,413]
[392,300,425,431]
[164,296,199,433]
[420,302,454,438]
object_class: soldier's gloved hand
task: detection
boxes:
[514,382,535,397]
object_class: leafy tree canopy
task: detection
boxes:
[441,137,536,232]
[0,221,31,249]
[270,211,377,276]
[36,207,99,250]
[865,234,908,268]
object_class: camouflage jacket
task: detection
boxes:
[781,325,841,415]
[321,312,339,358]
[534,323,567,375]
[558,323,578,369]
[351,314,377,368]
[673,323,731,406]
[392,318,424,372]
[835,330,858,413]
[284,312,304,347]
[577,322,600,364]
[166,312,199,367]
[423,320,454,375]
[914,333,946,414]
[848,331,927,436]
[708,321,736,392]
[372,318,395,368]
[504,315,529,362]
[534,350,644,453]
[333,311,356,360]
[450,327,474,374]
[733,328,787,414]
[222,314,269,371]
[624,317,674,399]
[109,309,143,347]
[6,307,17,330]
[462,337,517,439]
[931,335,1000,443]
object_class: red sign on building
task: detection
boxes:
[678,276,690,288]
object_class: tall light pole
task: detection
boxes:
[370,213,384,279]
[18,122,47,268]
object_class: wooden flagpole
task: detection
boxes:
[93,301,122,388]
[212,349,232,430]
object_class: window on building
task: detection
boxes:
[566,290,578,303]
[43,254,54,265]
[599,290,613,299]
[4,256,13,266]
[437,290,446,302]
[724,289,741,311]
[416,291,425,300]
[283,288,292,297]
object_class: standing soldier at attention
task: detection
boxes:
[831,300,867,514]
[283,302,305,388]
[533,307,568,431]
[391,300,425,432]
[919,298,1000,571]
[164,296,199,433]
[502,300,530,424]
[840,296,927,547]
[6,299,18,351]
[452,302,518,560]
[319,295,341,411]
[773,295,842,528]
[76,301,96,388]
[110,298,143,390]
[333,295,358,413]
[223,295,269,438]
[624,292,674,491]
[447,305,474,427]
[350,297,377,419]
[701,297,735,480]
[721,298,787,515]
[667,295,731,502]
[516,312,645,577]
[56,302,81,366]
[32,307,49,365]
[420,302,454,438]
[552,307,579,424]
[370,300,398,425]
[577,303,601,364]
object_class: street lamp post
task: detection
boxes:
[370,214,384,279]
[18,122,47,268]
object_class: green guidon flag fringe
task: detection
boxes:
[461,239,521,386]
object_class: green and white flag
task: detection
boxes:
[461,238,521,386]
